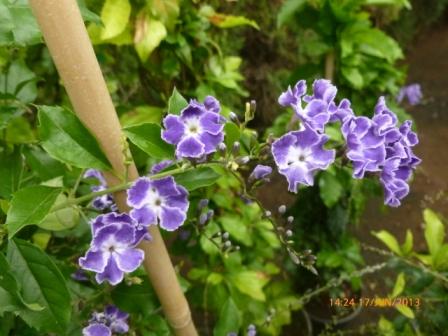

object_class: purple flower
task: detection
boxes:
[396,84,422,106]
[127,176,189,231]
[247,324,257,336]
[278,79,339,132]
[342,97,421,206]
[71,269,89,282]
[83,323,111,336]
[162,97,224,159]
[272,126,335,192]
[150,160,173,174]
[79,213,146,285]
[249,165,272,181]
[84,169,116,211]
[84,305,129,336]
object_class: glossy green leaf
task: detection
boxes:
[174,167,221,191]
[135,15,167,62]
[100,0,131,40]
[372,230,402,255]
[213,298,241,336]
[229,271,269,301]
[0,147,22,199]
[423,208,445,256]
[167,87,188,115]
[7,239,71,332]
[38,105,112,170]
[6,186,62,237]
[124,123,174,159]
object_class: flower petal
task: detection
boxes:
[96,257,124,285]
[114,248,144,273]
[82,323,111,336]
[162,115,185,145]
[159,206,186,231]
[176,136,205,158]
[79,250,108,273]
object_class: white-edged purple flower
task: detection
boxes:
[272,126,335,192]
[249,164,272,181]
[342,97,421,206]
[84,305,129,336]
[127,176,189,231]
[79,213,146,285]
[162,97,224,159]
[278,79,338,132]
[396,83,422,106]
[84,169,116,211]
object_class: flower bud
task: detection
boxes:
[206,209,214,221]
[232,141,241,156]
[218,142,227,156]
[236,156,250,165]
[278,205,286,214]
[224,240,232,248]
[198,199,209,210]
[229,112,240,125]
[265,210,272,217]
[199,213,208,226]
[222,232,230,240]
[287,216,294,224]
[285,230,293,237]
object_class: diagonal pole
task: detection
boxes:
[28,1,197,334]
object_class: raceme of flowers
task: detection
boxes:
[275,79,421,206]
[83,305,129,336]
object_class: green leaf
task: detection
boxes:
[0,60,37,103]
[341,66,364,89]
[134,14,167,62]
[372,230,402,255]
[391,273,405,298]
[401,229,413,256]
[229,271,269,301]
[123,123,174,159]
[433,245,448,271]
[38,105,112,170]
[224,122,241,148]
[5,116,36,144]
[112,278,158,316]
[213,298,241,336]
[395,304,415,319]
[6,186,62,238]
[23,146,66,181]
[119,105,163,127]
[423,208,445,256]
[0,147,22,199]
[174,167,221,191]
[209,14,259,30]
[277,0,307,27]
[0,1,41,46]
[100,0,131,40]
[77,0,101,24]
[7,239,71,332]
[148,0,180,31]
[37,194,79,231]
[220,215,253,246]
[167,87,188,115]
[319,171,343,207]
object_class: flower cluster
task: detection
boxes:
[273,79,420,205]
[83,305,129,336]
[162,96,224,159]
[84,169,116,211]
[79,213,148,285]
[341,97,420,206]
[396,83,422,106]
[127,176,189,231]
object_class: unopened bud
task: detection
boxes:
[278,205,286,214]
[265,210,272,217]
[198,199,209,210]
[232,141,240,156]
[224,240,232,248]
[236,156,250,165]
[218,143,227,156]
[229,111,240,124]
[199,213,208,225]
[222,232,230,240]
[287,216,294,224]
[206,209,214,221]
[286,230,293,237]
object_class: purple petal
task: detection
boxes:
[162,115,185,145]
[79,250,108,273]
[114,248,144,273]
[151,176,180,197]
[130,206,157,227]
[83,323,111,336]
[151,160,173,174]
[127,177,151,208]
[199,131,224,154]
[176,136,205,158]
[159,206,186,231]
[203,95,221,113]
[199,111,223,135]
[96,257,124,285]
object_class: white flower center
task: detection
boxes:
[184,118,201,137]
[145,187,165,215]
[285,146,311,168]
[101,237,126,255]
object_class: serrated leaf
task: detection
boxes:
[229,271,269,301]
[123,123,174,159]
[372,230,402,255]
[7,239,71,332]
[6,186,62,238]
[167,87,188,115]
[174,167,220,191]
[213,298,241,336]
[391,273,405,298]
[100,0,131,40]
[423,208,445,256]
[38,106,112,170]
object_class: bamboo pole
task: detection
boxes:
[28,1,197,334]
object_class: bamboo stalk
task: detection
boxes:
[28,1,197,334]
